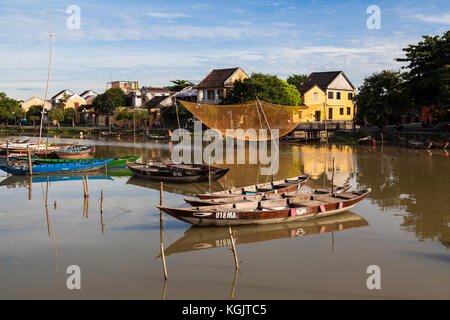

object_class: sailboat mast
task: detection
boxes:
[39,9,53,143]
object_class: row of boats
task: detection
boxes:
[158,174,371,227]
[0,138,94,159]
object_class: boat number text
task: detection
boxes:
[216,212,237,219]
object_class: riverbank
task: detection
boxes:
[0,125,167,138]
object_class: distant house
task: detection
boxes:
[20,96,51,113]
[141,86,171,105]
[80,90,98,105]
[51,89,75,107]
[145,94,174,123]
[107,81,139,93]
[196,67,248,104]
[51,89,86,110]
[297,71,356,122]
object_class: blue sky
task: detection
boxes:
[0,0,449,100]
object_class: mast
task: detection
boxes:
[39,9,53,143]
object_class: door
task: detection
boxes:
[328,108,333,120]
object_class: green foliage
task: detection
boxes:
[396,30,450,119]
[287,74,308,87]
[48,108,64,124]
[357,70,411,128]
[115,107,148,122]
[160,102,191,127]
[63,108,76,125]
[220,73,301,106]
[93,88,127,116]
[167,80,195,92]
[0,92,23,124]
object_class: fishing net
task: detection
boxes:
[178,100,307,141]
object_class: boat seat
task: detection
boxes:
[289,200,324,208]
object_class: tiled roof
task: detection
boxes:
[196,67,240,88]
[146,95,170,108]
[297,71,354,93]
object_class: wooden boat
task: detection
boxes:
[14,155,141,168]
[357,136,374,145]
[157,188,371,227]
[0,158,112,175]
[145,133,170,140]
[100,131,121,137]
[185,184,351,207]
[127,162,228,183]
[55,145,93,159]
[159,212,369,256]
[195,174,310,200]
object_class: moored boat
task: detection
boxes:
[55,145,93,159]
[185,184,351,207]
[0,158,112,175]
[195,174,310,199]
[14,155,141,168]
[158,188,371,227]
[128,162,228,183]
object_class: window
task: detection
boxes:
[340,108,344,115]
[328,91,334,99]
[299,111,302,119]
[348,92,353,100]
[218,89,224,97]
[328,108,333,120]
[314,92,318,101]
[347,107,351,115]
[336,92,341,100]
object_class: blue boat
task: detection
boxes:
[0,158,113,175]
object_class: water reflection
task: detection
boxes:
[356,146,450,248]
[160,212,369,257]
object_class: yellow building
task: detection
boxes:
[20,96,51,113]
[297,71,356,122]
[196,67,249,104]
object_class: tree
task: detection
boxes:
[220,73,301,106]
[0,92,23,125]
[356,70,411,128]
[396,30,450,120]
[26,105,44,128]
[93,88,127,126]
[48,109,64,127]
[287,74,308,88]
[63,108,76,127]
[167,80,195,92]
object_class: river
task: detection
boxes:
[0,135,448,299]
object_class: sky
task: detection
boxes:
[0,0,449,100]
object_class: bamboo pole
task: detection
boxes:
[28,175,32,200]
[159,182,168,280]
[228,226,240,270]
[162,279,168,300]
[6,141,9,161]
[331,157,335,195]
[27,147,33,175]
[230,268,239,300]
[39,9,52,144]
[100,189,104,234]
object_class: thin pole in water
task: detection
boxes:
[228,226,240,270]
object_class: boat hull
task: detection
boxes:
[158,190,370,227]
[0,159,112,175]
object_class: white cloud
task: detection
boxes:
[145,12,190,19]
[410,14,450,24]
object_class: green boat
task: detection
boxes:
[14,155,142,168]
